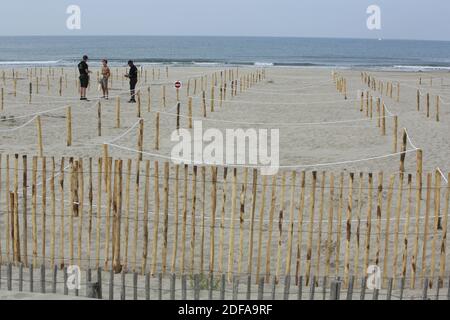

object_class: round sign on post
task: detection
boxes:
[175,81,182,101]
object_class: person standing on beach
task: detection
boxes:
[78,55,91,101]
[100,59,111,99]
[124,60,138,103]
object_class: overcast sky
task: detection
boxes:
[0,0,449,41]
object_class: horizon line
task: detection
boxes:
[0,34,449,43]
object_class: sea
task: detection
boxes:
[0,36,449,71]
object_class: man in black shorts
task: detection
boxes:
[125,60,138,103]
[78,55,91,101]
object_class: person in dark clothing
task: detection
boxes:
[124,60,138,103]
[78,55,91,101]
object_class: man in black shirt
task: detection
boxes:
[125,60,138,103]
[78,55,91,101]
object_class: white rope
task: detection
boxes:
[0,115,37,132]
[158,110,396,126]
[404,128,419,150]
[190,95,358,106]
[437,167,449,184]
[107,118,142,144]
[105,142,418,169]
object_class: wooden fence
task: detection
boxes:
[0,154,448,291]
[1,263,449,300]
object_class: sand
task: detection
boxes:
[0,66,449,299]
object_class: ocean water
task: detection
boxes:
[0,36,449,70]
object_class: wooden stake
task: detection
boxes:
[227,168,238,281]
[97,102,102,137]
[189,166,198,274]
[151,161,161,276]
[116,97,121,128]
[58,158,65,269]
[392,173,404,286]
[162,162,170,273]
[171,164,180,273]
[275,172,287,283]
[438,173,450,287]
[436,96,440,122]
[393,116,398,153]
[137,119,144,161]
[141,161,150,274]
[305,171,317,286]
[343,173,354,287]
[285,171,296,276]
[255,174,267,282]
[66,107,72,147]
[36,116,43,157]
[401,175,413,280]
[188,97,193,129]
[131,159,140,272]
[430,170,441,286]
[155,112,160,150]
[265,174,278,283]
[420,173,432,287]
[375,172,384,266]
[50,158,56,267]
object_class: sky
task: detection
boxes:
[0,0,449,41]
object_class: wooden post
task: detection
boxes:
[162,162,170,273]
[36,116,43,157]
[176,102,181,130]
[305,172,317,286]
[399,129,407,173]
[335,173,344,276]
[189,166,198,274]
[137,119,144,161]
[66,106,72,147]
[1,87,3,111]
[209,166,218,274]
[180,165,188,273]
[170,165,180,273]
[393,116,398,153]
[375,172,384,266]
[436,96,440,122]
[202,91,207,118]
[420,173,432,287]
[97,102,102,137]
[401,175,413,280]
[137,91,141,118]
[295,172,306,285]
[50,158,56,267]
[116,97,121,128]
[274,172,287,283]
[429,170,441,286]
[426,93,430,118]
[417,90,420,111]
[262,175,277,282]
[151,161,161,276]
[20,155,26,266]
[381,104,386,136]
[417,149,423,200]
[141,161,150,274]
[438,173,450,287]
[112,160,123,274]
[29,82,32,104]
[343,173,354,287]
[325,173,335,280]
[227,168,238,282]
[58,158,65,269]
[255,175,267,282]
[131,159,140,272]
[397,83,400,102]
[210,86,215,112]
[411,172,422,289]
[285,171,296,276]
[41,158,47,266]
[155,112,160,150]
[188,97,193,129]
[162,86,166,108]
[392,173,405,286]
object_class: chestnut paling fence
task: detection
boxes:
[0,154,449,295]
